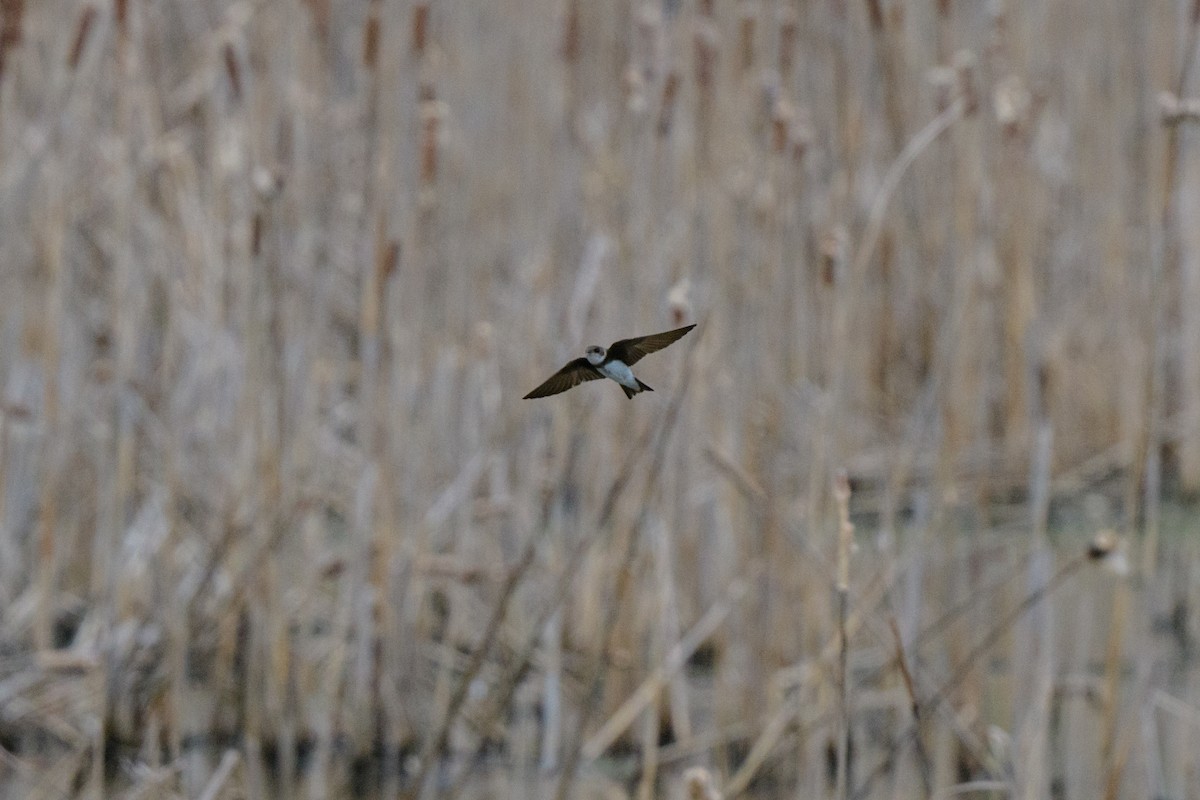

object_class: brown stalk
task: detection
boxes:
[656,70,680,137]
[833,470,854,800]
[411,2,429,56]
[851,548,1096,800]
[67,4,96,71]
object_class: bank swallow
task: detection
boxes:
[523,324,696,400]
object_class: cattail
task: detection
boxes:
[954,49,978,115]
[420,96,445,185]
[363,2,381,70]
[251,213,263,258]
[656,70,680,137]
[560,0,580,63]
[771,98,794,154]
[865,0,884,31]
[411,2,429,56]
[778,8,798,79]
[694,20,719,93]
[67,4,96,71]
[375,239,400,286]
[223,42,241,102]
[738,2,755,73]
[694,18,719,162]
[306,0,330,44]
[0,0,25,81]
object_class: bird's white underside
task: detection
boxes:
[597,359,639,389]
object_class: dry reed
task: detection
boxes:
[0,1,1197,799]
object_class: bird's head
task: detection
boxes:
[585,345,606,365]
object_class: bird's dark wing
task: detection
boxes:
[607,323,696,366]
[523,358,603,399]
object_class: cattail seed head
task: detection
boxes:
[411,3,429,56]
[68,4,96,71]
[657,70,680,137]
[953,49,979,115]
[778,8,799,78]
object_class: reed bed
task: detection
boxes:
[0,0,1199,798]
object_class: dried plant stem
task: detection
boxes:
[582,575,748,760]
[1140,1,1200,568]
[411,522,545,799]
[440,429,664,800]
[1099,577,1130,800]
[553,332,700,800]
[833,471,854,800]
[722,559,897,797]
[851,552,1091,800]
[830,99,966,424]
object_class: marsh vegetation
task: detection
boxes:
[1,0,1199,798]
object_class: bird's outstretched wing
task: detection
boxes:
[607,323,696,366]
[523,358,603,399]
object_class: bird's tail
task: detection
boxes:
[622,379,654,399]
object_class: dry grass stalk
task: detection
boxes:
[656,70,680,138]
[737,3,755,74]
[833,470,854,800]
[66,4,95,71]
[582,576,747,760]
[411,2,429,56]
[0,0,24,80]
[1,1,1198,797]
[778,8,798,81]
[362,0,381,71]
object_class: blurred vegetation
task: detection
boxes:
[0,0,1198,798]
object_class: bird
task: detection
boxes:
[523,323,696,400]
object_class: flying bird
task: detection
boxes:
[523,324,696,400]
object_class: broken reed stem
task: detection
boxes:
[833,470,854,800]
